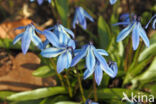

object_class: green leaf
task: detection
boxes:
[55,0,69,27]
[0,91,15,100]
[54,101,80,104]
[98,16,111,49]
[131,57,156,88]
[138,44,156,61]
[7,87,67,101]
[85,88,150,102]
[10,100,41,104]
[32,65,55,78]
[42,95,69,104]
[138,33,156,61]
[144,84,156,97]
[123,56,152,85]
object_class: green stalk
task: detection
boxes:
[93,75,97,101]
[75,67,86,103]
[65,70,73,97]
[71,48,86,102]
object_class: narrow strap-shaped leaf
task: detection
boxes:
[7,87,67,101]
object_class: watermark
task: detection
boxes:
[121,92,155,103]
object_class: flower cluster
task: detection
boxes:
[13,7,118,86]
[71,42,117,85]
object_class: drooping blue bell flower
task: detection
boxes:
[114,15,150,50]
[13,24,43,54]
[41,30,75,73]
[73,7,94,30]
[110,0,117,5]
[43,24,74,48]
[71,42,117,85]
[145,14,156,29]
[30,0,51,5]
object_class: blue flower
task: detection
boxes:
[41,30,75,73]
[73,7,94,30]
[145,14,156,29]
[85,99,99,104]
[30,0,51,5]
[71,42,117,85]
[13,24,43,54]
[43,24,74,48]
[114,15,150,50]
[110,0,117,5]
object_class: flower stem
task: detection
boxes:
[74,67,86,102]
[124,38,132,71]
[65,70,73,97]
[70,48,86,102]
[50,59,65,86]
[93,74,98,101]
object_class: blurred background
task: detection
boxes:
[0,0,156,104]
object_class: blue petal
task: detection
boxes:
[43,39,49,48]
[46,27,55,31]
[152,19,156,29]
[100,65,116,78]
[93,47,115,78]
[14,26,25,30]
[138,23,150,47]
[94,62,103,86]
[13,33,23,44]
[57,51,72,73]
[110,0,117,5]
[63,27,75,38]
[86,46,96,72]
[41,48,64,58]
[37,0,44,5]
[77,7,87,29]
[30,0,35,2]
[113,22,130,26]
[120,13,129,20]
[116,23,134,42]
[58,31,69,46]
[145,14,156,29]
[21,26,32,54]
[74,49,81,56]
[67,39,76,49]
[83,10,94,22]
[31,32,43,50]
[71,45,88,67]
[83,69,94,79]
[96,49,109,56]
[109,62,118,77]
[48,0,51,3]
[35,28,43,34]
[66,51,72,69]
[132,23,140,50]
[42,30,60,48]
